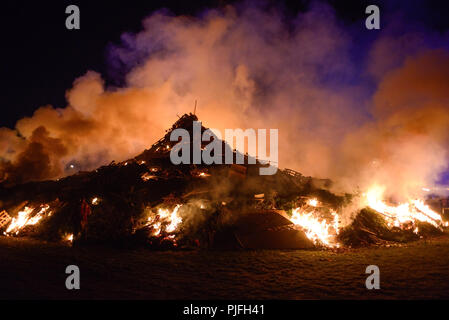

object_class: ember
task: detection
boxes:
[141,172,158,181]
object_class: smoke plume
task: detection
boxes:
[1,1,449,199]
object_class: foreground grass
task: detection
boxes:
[0,235,448,299]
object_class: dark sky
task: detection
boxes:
[0,0,222,128]
[1,0,449,129]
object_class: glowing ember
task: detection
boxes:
[5,205,50,236]
[364,186,446,232]
[290,207,340,247]
[307,198,319,207]
[91,197,100,205]
[141,172,158,181]
[198,172,210,178]
[66,234,74,242]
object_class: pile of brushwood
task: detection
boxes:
[0,114,350,248]
[0,161,350,248]
[0,113,445,249]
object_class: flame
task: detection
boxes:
[5,205,50,235]
[66,233,74,242]
[307,198,319,207]
[364,186,445,231]
[196,171,211,178]
[91,197,100,205]
[290,207,340,247]
[141,172,158,181]
[147,204,183,237]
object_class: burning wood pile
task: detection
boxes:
[0,114,447,249]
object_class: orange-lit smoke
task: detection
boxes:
[334,50,449,199]
[0,2,448,199]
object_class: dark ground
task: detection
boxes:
[1,235,449,299]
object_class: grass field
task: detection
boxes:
[1,234,449,299]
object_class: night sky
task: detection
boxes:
[2,0,449,129]
[1,0,217,128]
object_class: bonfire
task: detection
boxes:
[0,114,447,249]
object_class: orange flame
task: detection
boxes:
[364,186,446,231]
[307,198,319,207]
[290,207,340,247]
[4,205,50,236]
[65,233,74,242]
[147,204,183,237]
